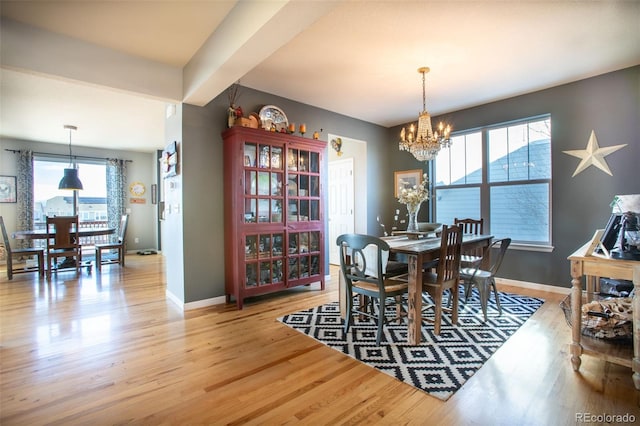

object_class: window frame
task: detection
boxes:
[33,155,108,223]
[433,114,552,250]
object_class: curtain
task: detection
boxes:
[106,159,127,243]
[16,150,34,249]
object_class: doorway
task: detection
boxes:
[328,158,354,265]
[327,134,367,265]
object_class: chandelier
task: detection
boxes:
[399,67,452,161]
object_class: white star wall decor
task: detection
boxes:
[563,130,626,177]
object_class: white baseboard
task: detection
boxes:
[165,289,226,311]
[496,277,570,294]
[184,295,226,310]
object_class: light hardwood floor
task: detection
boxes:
[1,255,638,425]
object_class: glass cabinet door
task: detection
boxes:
[287,230,321,281]
[244,142,284,224]
[244,232,284,288]
[286,148,321,223]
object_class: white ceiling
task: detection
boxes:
[1,0,638,153]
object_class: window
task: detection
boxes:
[434,115,551,246]
[33,158,107,228]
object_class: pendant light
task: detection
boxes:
[58,125,83,190]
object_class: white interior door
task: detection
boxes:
[328,158,354,265]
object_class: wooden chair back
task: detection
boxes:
[337,233,389,288]
[454,218,484,263]
[0,216,13,256]
[46,216,81,251]
[433,224,463,287]
[336,233,408,345]
[117,214,129,243]
[1,216,45,279]
[454,217,484,235]
[95,214,129,270]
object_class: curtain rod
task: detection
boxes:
[4,149,132,163]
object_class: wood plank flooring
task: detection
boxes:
[1,255,638,425]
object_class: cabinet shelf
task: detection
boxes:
[223,126,326,309]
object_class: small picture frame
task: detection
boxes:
[394,169,422,198]
[0,175,17,203]
[151,184,158,205]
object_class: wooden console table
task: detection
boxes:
[568,242,640,389]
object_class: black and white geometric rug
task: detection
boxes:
[278,290,544,400]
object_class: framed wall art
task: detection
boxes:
[394,169,422,198]
[161,141,179,178]
[0,175,17,203]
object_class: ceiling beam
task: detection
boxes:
[182,0,337,106]
[0,17,182,102]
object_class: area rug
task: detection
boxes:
[278,290,544,400]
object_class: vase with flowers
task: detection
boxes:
[397,173,429,232]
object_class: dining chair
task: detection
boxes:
[421,224,463,335]
[454,217,484,266]
[459,238,511,322]
[337,234,409,345]
[46,216,82,279]
[1,216,44,280]
[95,214,129,271]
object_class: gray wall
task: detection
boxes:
[0,137,158,252]
[177,86,390,303]
[177,66,638,303]
[390,65,640,287]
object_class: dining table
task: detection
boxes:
[12,227,116,270]
[338,233,493,345]
[12,227,116,240]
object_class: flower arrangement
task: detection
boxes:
[397,173,429,206]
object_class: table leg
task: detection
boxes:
[407,253,423,345]
[570,260,583,371]
[339,267,346,320]
[632,266,640,390]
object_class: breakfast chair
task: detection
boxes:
[46,216,82,279]
[421,224,463,335]
[337,234,409,345]
[0,216,45,280]
[454,217,484,266]
[95,214,129,271]
[459,238,511,322]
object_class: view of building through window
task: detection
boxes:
[434,115,551,245]
[33,159,107,227]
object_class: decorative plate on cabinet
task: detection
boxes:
[258,105,288,132]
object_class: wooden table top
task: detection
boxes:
[383,233,493,254]
[12,227,116,240]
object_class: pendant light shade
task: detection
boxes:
[59,168,84,190]
[58,124,83,190]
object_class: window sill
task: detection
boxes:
[508,242,554,253]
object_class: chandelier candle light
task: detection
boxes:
[399,67,452,162]
[397,173,429,232]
